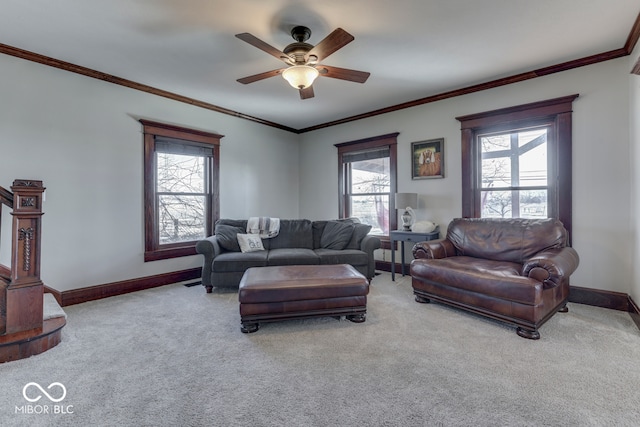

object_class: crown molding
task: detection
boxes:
[1,11,638,134]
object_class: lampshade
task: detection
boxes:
[282,65,319,89]
[395,193,418,209]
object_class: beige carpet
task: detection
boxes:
[1,273,639,426]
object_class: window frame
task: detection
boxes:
[141,120,222,261]
[456,95,578,237]
[335,133,398,239]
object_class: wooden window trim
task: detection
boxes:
[456,95,578,237]
[335,132,399,238]
[141,120,223,261]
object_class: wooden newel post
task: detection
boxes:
[5,179,45,334]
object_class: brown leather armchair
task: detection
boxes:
[410,218,579,339]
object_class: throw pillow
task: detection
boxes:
[346,223,373,250]
[312,221,328,248]
[215,224,244,252]
[237,234,265,253]
[320,221,355,250]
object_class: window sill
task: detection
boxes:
[144,245,197,262]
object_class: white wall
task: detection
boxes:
[300,57,632,294]
[0,54,300,291]
[630,43,640,303]
[1,50,634,296]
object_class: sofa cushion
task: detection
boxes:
[321,221,355,250]
[237,234,265,253]
[446,218,567,263]
[215,224,244,252]
[268,219,314,249]
[345,223,372,250]
[315,248,368,266]
[267,248,320,266]
[212,250,268,272]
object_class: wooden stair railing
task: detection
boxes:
[0,180,65,364]
[0,180,46,336]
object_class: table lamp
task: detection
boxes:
[395,192,418,231]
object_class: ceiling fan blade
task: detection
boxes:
[237,69,284,84]
[299,86,314,100]
[317,65,370,83]
[235,33,290,63]
[306,28,354,62]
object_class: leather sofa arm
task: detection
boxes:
[195,236,223,289]
[412,239,456,260]
[522,247,580,289]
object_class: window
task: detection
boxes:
[141,120,222,261]
[336,133,398,236]
[456,95,578,236]
[479,127,549,218]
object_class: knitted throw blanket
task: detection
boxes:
[246,217,280,238]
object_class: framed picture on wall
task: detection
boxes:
[411,138,444,179]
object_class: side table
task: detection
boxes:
[390,228,440,281]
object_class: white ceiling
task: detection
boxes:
[1,0,637,131]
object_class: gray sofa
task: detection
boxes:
[196,218,381,292]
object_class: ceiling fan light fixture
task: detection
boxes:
[282,65,319,89]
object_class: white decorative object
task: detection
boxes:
[412,220,437,233]
[237,234,265,253]
[395,193,418,231]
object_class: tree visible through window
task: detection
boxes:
[456,95,578,237]
[480,127,549,218]
[141,120,222,261]
[336,133,398,236]
[156,143,209,244]
[347,153,391,234]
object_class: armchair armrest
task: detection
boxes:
[195,236,223,290]
[522,247,580,289]
[412,239,456,260]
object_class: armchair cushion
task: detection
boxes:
[447,218,567,263]
[411,256,543,305]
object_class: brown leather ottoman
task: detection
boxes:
[238,264,369,333]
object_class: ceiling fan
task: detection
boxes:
[235,26,370,100]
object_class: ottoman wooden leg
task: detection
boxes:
[516,326,540,340]
[241,321,259,333]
